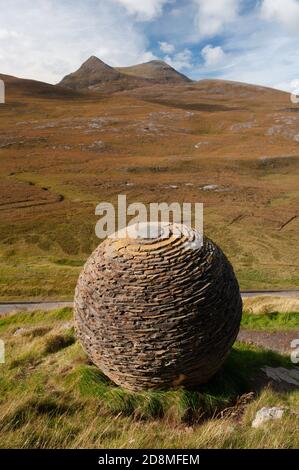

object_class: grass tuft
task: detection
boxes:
[44,331,75,354]
[77,341,290,423]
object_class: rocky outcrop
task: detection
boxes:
[74,223,242,391]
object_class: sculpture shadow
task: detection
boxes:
[79,342,295,424]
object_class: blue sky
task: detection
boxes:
[0,0,299,91]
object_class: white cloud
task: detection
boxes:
[0,0,156,83]
[113,0,169,20]
[261,0,299,34]
[0,29,19,39]
[186,3,299,91]
[159,41,175,54]
[201,44,226,66]
[0,0,299,92]
[274,79,299,92]
[164,48,193,70]
[210,31,299,92]
[291,78,299,89]
[194,0,240,37]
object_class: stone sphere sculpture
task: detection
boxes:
[74,223,242,391]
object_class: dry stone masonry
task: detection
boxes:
[74,223,242,391]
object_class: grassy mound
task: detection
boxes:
[0,307,298,448]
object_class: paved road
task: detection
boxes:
[0,301,73,314]
[241,290,299,298]
[0,291,298,314]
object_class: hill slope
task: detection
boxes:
[58,56,158,93]
[0,73,83,100]
[0,72,298,299]
[59,57,191,92]
[117,60,191,83]
[59,56,122,90]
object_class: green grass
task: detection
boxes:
[0,197,298,301]
[241,311,299,331]
[0,307,72,330]
[0,307,298,448]
[76,342,290,421]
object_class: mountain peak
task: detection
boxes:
[117,60,191,83]
[59,55,192,91]
[147,59,167,64]
[86,55,99,61]
[82,56,110,67]
[59,55,120,90]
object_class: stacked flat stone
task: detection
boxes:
[74,223,242,391]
